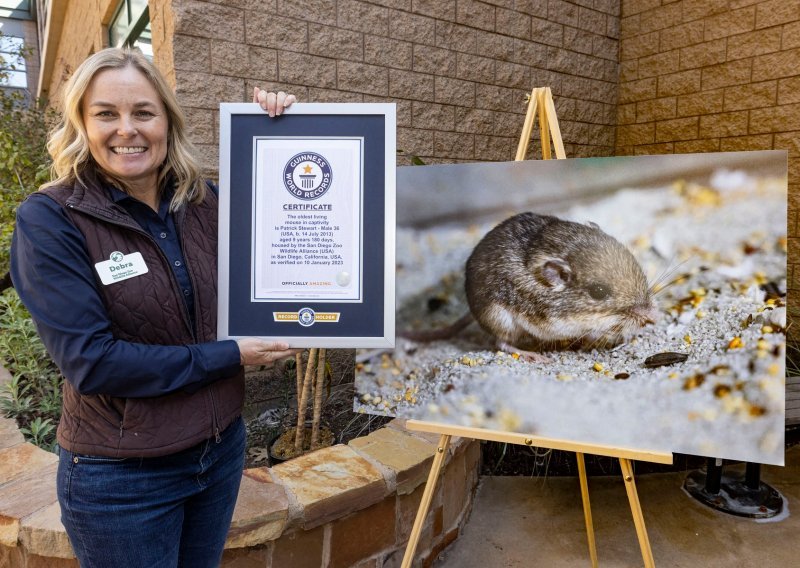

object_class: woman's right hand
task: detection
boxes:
[235,338,301,366]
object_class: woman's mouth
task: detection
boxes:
[112,146,147,154]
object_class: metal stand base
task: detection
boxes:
[684,464,784,518]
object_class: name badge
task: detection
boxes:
[95,251,149,285]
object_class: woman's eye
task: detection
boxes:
[135,111,154,118]
[587,283,610,300]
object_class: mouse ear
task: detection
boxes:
[586,221,600,230]
[540,259,572,290]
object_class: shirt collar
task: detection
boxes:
[106,182,175,221]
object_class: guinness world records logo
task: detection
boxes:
[297,307,316,327]
[283,152,333,200]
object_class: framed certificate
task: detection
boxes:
[218,103,395,347]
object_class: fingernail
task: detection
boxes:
[269,112,275,117]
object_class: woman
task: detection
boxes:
[10,47,298,567]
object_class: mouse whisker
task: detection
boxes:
[650,254,691,283]
[649,255,695,295]
[648,255,677,290]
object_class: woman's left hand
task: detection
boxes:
[253,87,297,117]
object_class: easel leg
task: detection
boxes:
[576,452,598,568]
[619,458,655,568]
[537,89,552,160]
[401,434,452,568]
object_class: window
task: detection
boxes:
[0,33,26,88]
[109,0,151,58]
[0,1,32,20]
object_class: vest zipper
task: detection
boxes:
[209,387,222,443]
[177,214,201,342]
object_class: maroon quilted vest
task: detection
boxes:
[41,176,244,457]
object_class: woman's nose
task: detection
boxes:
[117,116,137,136]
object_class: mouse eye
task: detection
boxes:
[587,283,610,300]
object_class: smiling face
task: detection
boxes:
[82,65,168,199]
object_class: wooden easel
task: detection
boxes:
[400,87,673,568]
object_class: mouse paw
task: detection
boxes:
[519,351,552,363]
[497,342,551,363]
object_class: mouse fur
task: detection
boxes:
[464,212,657,351]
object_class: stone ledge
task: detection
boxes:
[18,502,73,560]
[386,417,469,456]
[0,461,58,548]
[270,444,389,530]
[226,470,289,548]
[348,426,437,495]
[0,444,58,488]
[0,417,24,452]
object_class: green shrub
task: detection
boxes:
[0,288,62,452]
[0,31,54,289]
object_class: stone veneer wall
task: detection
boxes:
[615,0,799,338]
[38,0,623,166]
[0,365,481,567]
[167,0,622,171]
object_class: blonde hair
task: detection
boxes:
[43,47,205,210]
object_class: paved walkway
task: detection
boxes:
[435,445,799,567]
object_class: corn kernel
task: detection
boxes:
[728,337,744,350]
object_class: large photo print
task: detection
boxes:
[355,150,787,466]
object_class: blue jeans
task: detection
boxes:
[57,417,246,568]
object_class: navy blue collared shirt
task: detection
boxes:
[10,183,241,398]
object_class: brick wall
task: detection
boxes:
[169,0,622,171]
[615,0,799,332]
